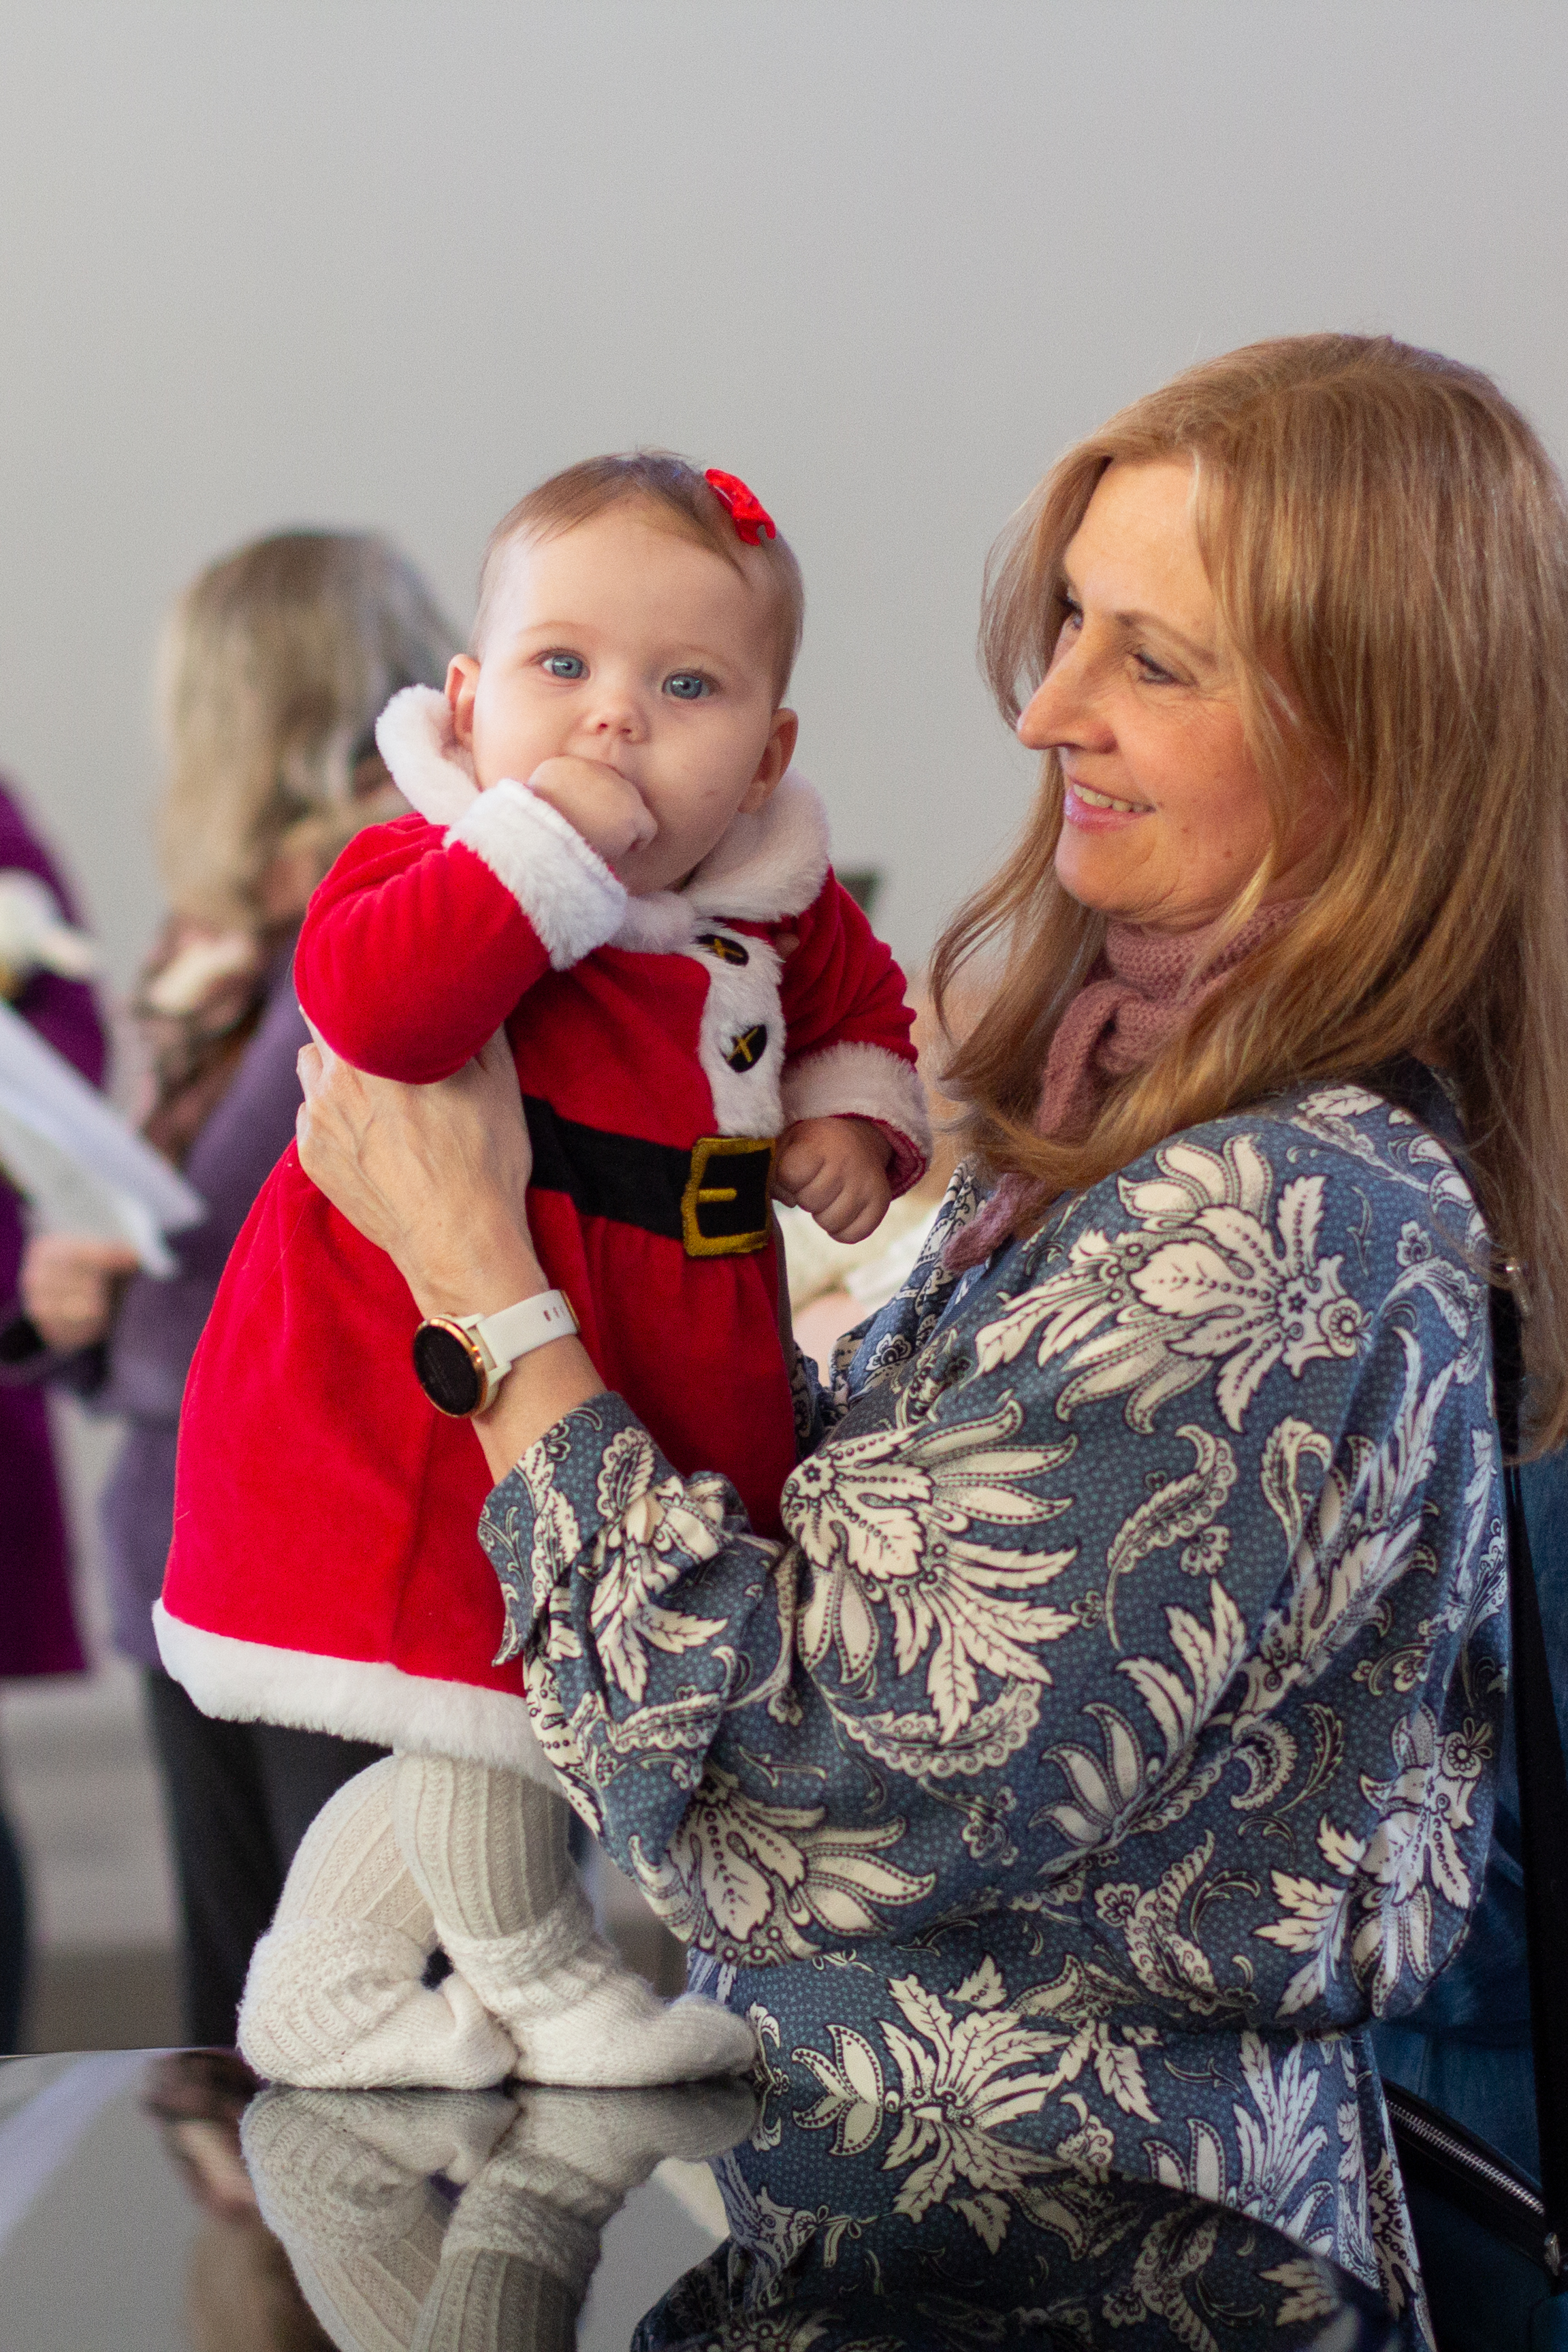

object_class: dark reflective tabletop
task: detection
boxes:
[0,2051,1398,2349]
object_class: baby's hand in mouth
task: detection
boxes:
[528,755,657,865]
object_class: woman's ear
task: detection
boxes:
[740,708,799,813]
[446,655,481,750]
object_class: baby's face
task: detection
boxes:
[449,503,796,895]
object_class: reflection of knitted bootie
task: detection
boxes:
[240,2084,518,2352]
[240,1761,516,2091]
[392,1756,758,2086]
[409,2081,758,2352]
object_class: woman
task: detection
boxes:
[282,337,1567,2347]
[0,780,106,2048]
[13,530,456,2046]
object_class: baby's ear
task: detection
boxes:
[446,655,481,750]
[741,707,798,812]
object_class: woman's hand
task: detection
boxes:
[295,1028,608,1474]
[295,1028,543,1320]
[20,1234,140,1350]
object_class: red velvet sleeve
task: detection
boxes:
[293,815,553,1083]
[778,876,918,1066]
[775,878,929,1191]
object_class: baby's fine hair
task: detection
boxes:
[475,450,805,701]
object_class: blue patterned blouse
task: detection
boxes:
[480,1080,1507,2350]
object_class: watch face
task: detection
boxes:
[413,1320,485,1417]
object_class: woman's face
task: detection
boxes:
[1019,458,1330,934]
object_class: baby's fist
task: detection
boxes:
[774,1116,892,1245]
[528,756,657,870]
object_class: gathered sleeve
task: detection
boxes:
[479,1090,1507,2030]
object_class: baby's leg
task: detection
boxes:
[238,1756,515,2089]
[391,1755,756,2086]
[409,2080,756,2352]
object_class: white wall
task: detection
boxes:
[3,0,1567,992]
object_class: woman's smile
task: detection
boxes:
[1062,776,1153,829]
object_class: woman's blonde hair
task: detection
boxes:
[931,334,1568,1448]
[157,531,456,927]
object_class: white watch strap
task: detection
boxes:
[464,1290,579,1381]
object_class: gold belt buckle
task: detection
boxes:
[680,1134,777,1258]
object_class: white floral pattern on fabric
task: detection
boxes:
[483,1078,1501,2351]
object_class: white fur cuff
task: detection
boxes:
[447,782,628,970]
[781,1040,933,1194]
[152,1601,564,1791]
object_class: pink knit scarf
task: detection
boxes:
[944,900,1303,1273]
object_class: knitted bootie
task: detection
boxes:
[240,2084,517,2352]
[240,1760,516,2091]
[409,2080,758,2352]
[391,1755,758,2086]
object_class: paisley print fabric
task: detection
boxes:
[637,2069,1404,2350]
[479,1083,1507,2349]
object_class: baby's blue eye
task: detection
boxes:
[665,671,711,701]
[542,652,586,679]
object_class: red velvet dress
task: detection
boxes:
[157,689,927,1767]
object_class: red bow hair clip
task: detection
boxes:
[704,468,776,545]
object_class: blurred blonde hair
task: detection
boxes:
[931,334,1568,1448]
[475,450,805,700]
[158,531,456,927]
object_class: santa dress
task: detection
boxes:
[156,688,929,1773]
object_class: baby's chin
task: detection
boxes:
[617,854,694,898]
[615,831,733,897]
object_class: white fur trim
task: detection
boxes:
[610,891,699,953]
[781,1040,933,1191]
[377,683,626,967]
[153,1601,564,1790]
[375,684,479,827]
[376,690,827,945]
[684,774,830,924]
[679,928,786,1136]
[447,782,627,970]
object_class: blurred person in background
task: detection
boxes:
[142,2051,335,2352]
[10,532,456,2044]
[0,782,106,2048]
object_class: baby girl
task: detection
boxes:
[158,454,929,2091]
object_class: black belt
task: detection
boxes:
[524,1097,776,1258]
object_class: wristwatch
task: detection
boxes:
[412,1290,579,1418]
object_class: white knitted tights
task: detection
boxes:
[238,1752,756,2091]
[238,1758,515,2091]
[390,1754,757,2087]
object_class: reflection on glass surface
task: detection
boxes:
[642,2148,1399,2348]
[144,2050,336,2350]
[241,2067,1398,2352]
[0,2049,1399,2347]
[240,2078,755,2352]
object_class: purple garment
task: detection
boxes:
[91,941,308,1666]
[0,783,106,1679]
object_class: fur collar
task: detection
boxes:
[376,686,831,947]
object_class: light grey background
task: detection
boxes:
[2,0,1565,991]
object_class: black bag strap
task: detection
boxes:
[1359,1055,1568,2268]
[1490,1282,1568,2270]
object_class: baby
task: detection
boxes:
[158,454,929,2092]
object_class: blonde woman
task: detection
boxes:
[17,530,455,2046]
[282,339,1564,2345]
